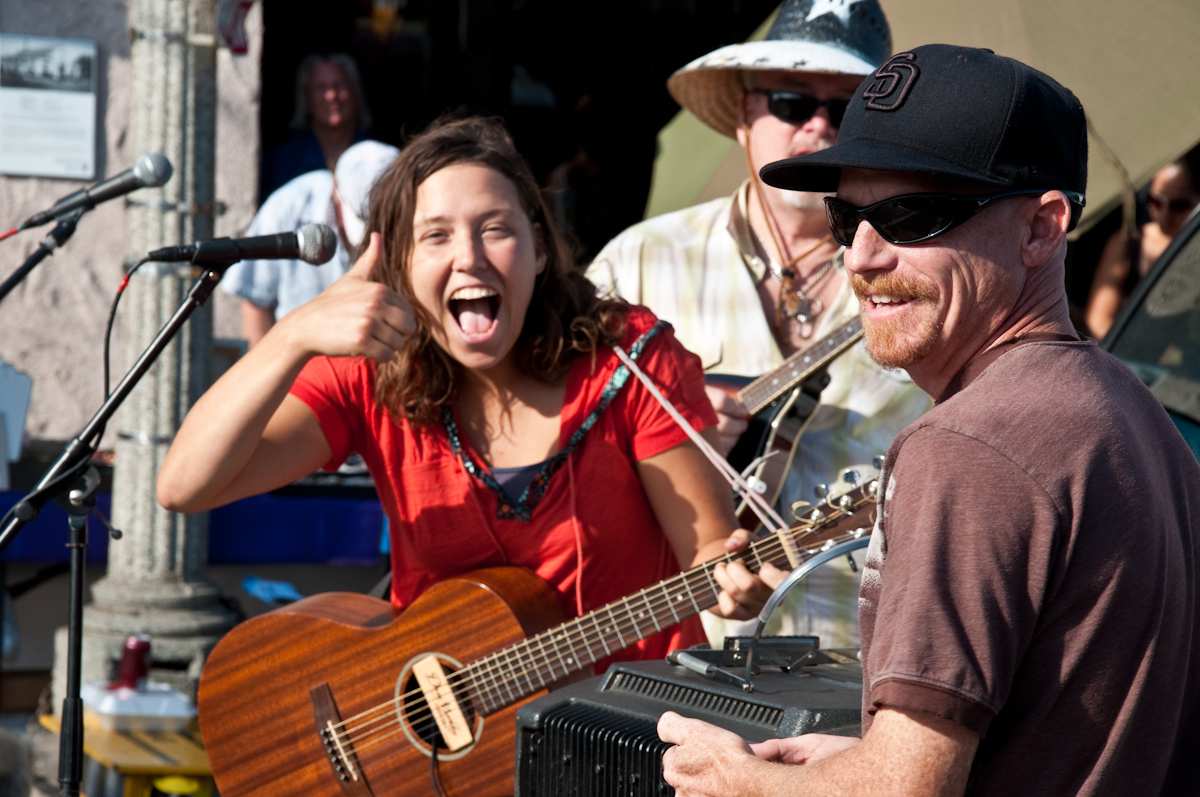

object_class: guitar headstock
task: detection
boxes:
[787,457,883,544]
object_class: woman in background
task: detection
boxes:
[1086,153,1200,338]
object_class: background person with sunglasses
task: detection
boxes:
[658,44,1200,797]
[587,0,930,651]
[1085,149,1200,339]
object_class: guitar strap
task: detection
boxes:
[442,320,669,522]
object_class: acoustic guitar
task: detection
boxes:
[707,316,864,525]
[197,468,879,796]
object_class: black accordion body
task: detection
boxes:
[515,649,863,796]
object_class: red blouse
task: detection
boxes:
[289,307,716,668]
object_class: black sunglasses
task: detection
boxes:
[1147,193,1197,215]
[756,90,850,127]
[824,189,1057,246]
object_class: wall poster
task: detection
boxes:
[0,33,97,179]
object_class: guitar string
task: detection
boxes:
[334,506,874,754]
[329,506,873,749]
[341,533,820,755]
[324,453,854,748]
[341,524,876,761]
[332,547,758,748]
[739,322,863,414]
[333,528,810,741]
[327,503,874,754]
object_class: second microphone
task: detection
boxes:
[147,223,337,268]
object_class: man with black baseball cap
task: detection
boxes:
[659,44,1200,796]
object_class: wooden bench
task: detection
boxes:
[39,713,214,797]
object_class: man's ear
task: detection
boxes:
[1021,190,1071,269]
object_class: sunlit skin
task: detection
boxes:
[409,163,545,384]
[838,168,1075,398]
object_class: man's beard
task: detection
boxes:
[851,273,942,369]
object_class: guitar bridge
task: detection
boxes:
[311,683,372,796]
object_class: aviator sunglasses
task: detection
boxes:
[823,189,1067,247]
[755,90,850,127]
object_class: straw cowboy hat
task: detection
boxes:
[667,0,892,139]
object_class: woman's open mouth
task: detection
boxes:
[448,286,501,342]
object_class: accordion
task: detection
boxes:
[515,649,862,796]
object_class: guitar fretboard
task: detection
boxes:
[738,317,864,416]
[453,481,875,716]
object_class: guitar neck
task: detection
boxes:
[459,479,877,714]
[738,317,864,416]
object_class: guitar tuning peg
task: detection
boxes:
[842,469,860,486]
[813,483,829,499]
[789,500,814,522]
[872,454,885,471]
[838,495,855,512]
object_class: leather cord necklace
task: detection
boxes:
[746,149,836,337]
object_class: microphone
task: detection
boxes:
[146,223,338,267]
[19,153,173,230]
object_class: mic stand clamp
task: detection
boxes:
[744,537,871,682]
[0,208,85,306]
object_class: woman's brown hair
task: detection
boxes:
[364,115,627,423]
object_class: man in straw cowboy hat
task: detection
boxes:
[657,43,1200,796]
[588,0,928,648]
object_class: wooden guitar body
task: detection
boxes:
[198,567,563,796]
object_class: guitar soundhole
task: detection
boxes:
[400,667,478,753]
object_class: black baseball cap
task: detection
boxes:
[759,43,1087,226]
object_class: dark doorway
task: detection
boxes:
[258,0,777,260]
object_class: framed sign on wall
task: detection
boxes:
[0,33,97,179]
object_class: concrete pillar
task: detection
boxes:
[53,0,238,704]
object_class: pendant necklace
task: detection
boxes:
[746,166,836,339]
[761,239,835,338]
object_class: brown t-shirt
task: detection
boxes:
[859,340,1200,795]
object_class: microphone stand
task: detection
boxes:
[0,209,85,306]
[0,256,231,797]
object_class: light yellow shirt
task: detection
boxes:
[588,182,931,648]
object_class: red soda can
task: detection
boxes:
[111,633,151,690]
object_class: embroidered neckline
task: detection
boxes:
[442,320,668,521]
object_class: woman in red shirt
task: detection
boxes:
[156,116,781,667]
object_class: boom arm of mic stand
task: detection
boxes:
[0,262,226,551]
[744,536,870,678]
[0,208,85,306]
